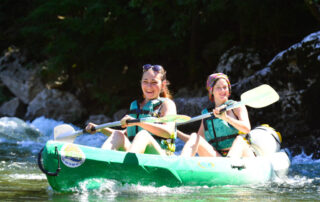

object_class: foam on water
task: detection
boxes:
[28,116,67,141]
[28,116,107,148]
[67,178,216,201]
[291,151,320,164]
[8,173,46,180]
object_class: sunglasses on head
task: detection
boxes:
[142,64,163,72]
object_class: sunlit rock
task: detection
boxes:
[174,96,210,117]
[85,114,111,125]
[216,47,262,82]
[25,89,84,122]
[113,109,127,121]
[0,97,26,117]
[0,47,45,104]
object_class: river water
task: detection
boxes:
[0,116,319,201]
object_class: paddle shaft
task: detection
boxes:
[90,118,149,132]
[56,119,147,140]
[176,112,213,126]
[88,115,190,133]
[55,115,189,140]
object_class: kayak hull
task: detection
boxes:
[40,140,278,192]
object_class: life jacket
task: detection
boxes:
[126,98,176,153]
[202,100,239,151]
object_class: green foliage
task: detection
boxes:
[0,0,36,51]
[0,0,319,115]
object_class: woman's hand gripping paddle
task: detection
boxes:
[54,114,191,143]
[177,84,279,126]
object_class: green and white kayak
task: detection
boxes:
[38,139,290,192]
[38,85,289,192]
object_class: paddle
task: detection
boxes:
[177,84,279,126]
[54,114,191,143]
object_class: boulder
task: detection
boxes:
[0,97,26,117]
[174,96,210,117]
[113,109,127,121]
[25,89,84,122]
[0,47,45,104]
[85,114,111,125]
[216,47,262,83]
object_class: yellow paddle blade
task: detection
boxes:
[157,114,191,123]
[240,84,279,108]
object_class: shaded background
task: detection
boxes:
[0,0,319,113]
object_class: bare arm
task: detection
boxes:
[197,121,205,138]
[177,130,190,142]
[99,127,121,136]
[85,123,124,136]
[177,120,205,142]
[214,105,251,133]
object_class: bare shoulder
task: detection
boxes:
[161,98,177,114]
[233,105,249,120]
[233,104,247,114]
[162,98,176,107]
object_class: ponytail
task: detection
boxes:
[160,79,172,99]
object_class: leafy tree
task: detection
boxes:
[0,0,318,115]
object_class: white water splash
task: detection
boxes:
[8,173,46,180]
[28,116,66,141]
[28,116,106,148]
[70,178,212,201]
[291,151,320,165]
[0,117,41,141]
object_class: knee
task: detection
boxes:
[235,135,244,141]
[113,130,124,136]
[134,130,152,140]
[187,133,199,144]
[111,130,125,140]
[234,135,247,145]
[189,132,198,140]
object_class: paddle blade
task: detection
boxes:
[54,124,76,143]
[240,84,279,108]
[158,114,191,123]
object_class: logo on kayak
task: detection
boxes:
[197,161,215,169]
[61,144,86,168]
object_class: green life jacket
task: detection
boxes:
[126,98,176,153]
[202,101,239,151]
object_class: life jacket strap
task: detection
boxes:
[128,134,167,141]
[203,116,216,132]
[208,133,238,144]
[128,109,153,115]
[128,133,168,141]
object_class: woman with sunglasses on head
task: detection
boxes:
[178,73,255,158]
[86,64,177,155]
